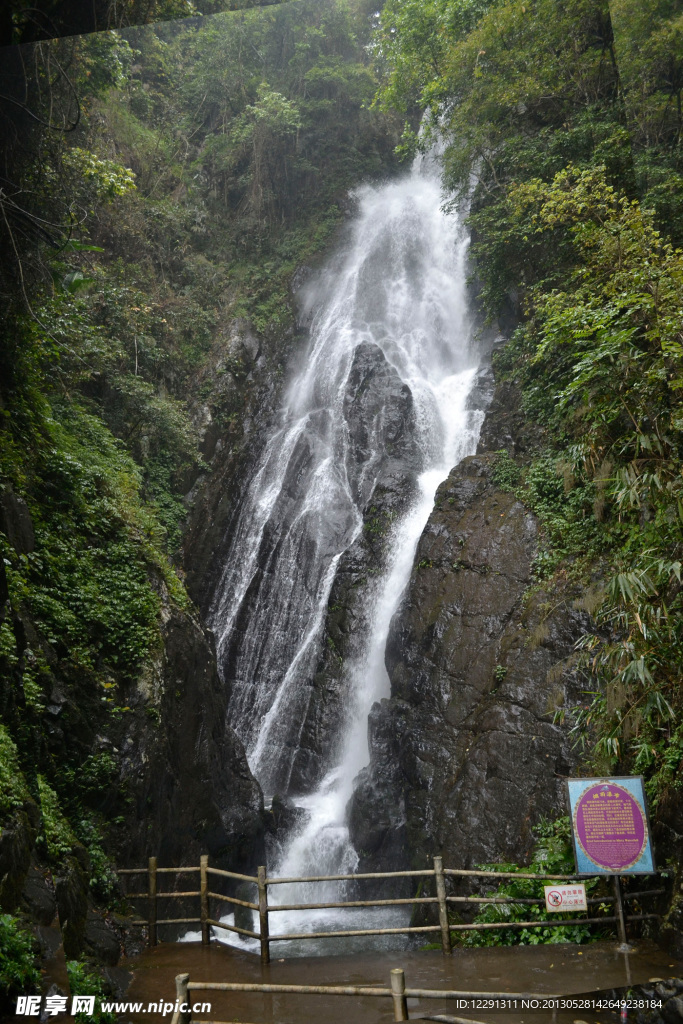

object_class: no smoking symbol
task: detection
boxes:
[547,890,563,907]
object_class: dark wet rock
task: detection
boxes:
[0,805,40,913]
[101,912,146,960]
[39,984,68,1023]
[265,795,310,867]
[34,923,63,961]
[347,704,407,868]
[475,379,540,458]
[267,794,308,838]
[100,964,135,1001]
[291,264,313,296]
[52,851,139,964]
[83,909,121,965]
[183,319,264,472]
[651,791,683,956]
[183,319,302,613]
[342,341,422,508]
[348,377,588,872]
[54,851,90,959]
[0,557,8,611]
[633,981,683,1024]
[465,362,496,419]
[0,486,35,554]
[113,606,265,872]
[15,594,266,894]
[22,862,57,926]
[663,997,683,1024]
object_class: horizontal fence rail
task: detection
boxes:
[116,854,662,962]
[169,968,572,1024]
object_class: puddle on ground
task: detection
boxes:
[121,939,682,1024]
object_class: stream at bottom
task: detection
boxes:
[120,940,681,1024]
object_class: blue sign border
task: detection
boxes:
[566,776,656,875]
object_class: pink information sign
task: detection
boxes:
[569,778,653,874]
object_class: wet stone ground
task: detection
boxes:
[120,939,682,1024]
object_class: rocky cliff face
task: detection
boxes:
[181,317,296,618]
[115,601,264,871]
[288,340,424,791]
[348,372,591,871]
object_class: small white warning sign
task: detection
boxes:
[544,884,587,913]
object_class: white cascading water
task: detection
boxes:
[193,147,485,953]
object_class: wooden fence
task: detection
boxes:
[117,856,662,964]
[168,967,569,1024]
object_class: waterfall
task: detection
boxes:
[205,146,485,951]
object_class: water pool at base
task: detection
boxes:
[122,939,681,1024]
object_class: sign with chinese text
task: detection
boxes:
[567,777,655,875]
[544,883,587,912]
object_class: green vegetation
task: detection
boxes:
[37,776,79,861]
[491,450,521,492]
[0,915,40,1003]
[460,819,606,946]
[495,453,605,582]
[0,726,31,816]
[364,506,397,537]
[66,961,116,1024]
[374,0,683,808]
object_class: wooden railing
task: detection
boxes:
[168,968,573,1024]
[117,856,662,964]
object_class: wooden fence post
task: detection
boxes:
[390,968,409,1021]
[433,856,451,955]
[170,973,191,1024]
[148,857,157,947]
[200,855,209,946]
[257,865,270,965]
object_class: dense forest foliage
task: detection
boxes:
[0,1,399,975]
[374,0,683,809]
[1,0,682,987]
